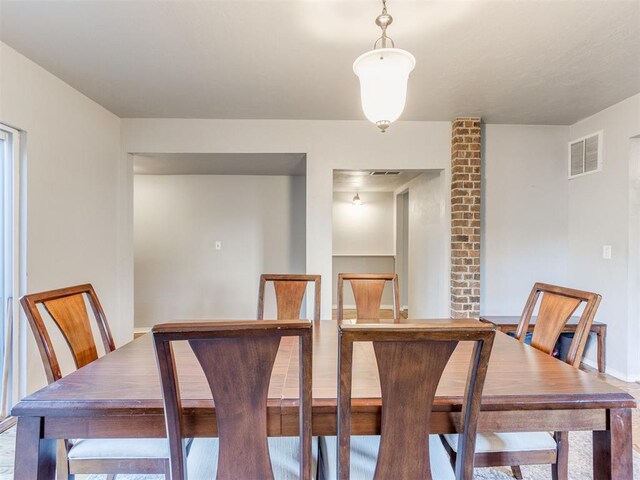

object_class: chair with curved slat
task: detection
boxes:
[258,274,321,321]
[441,282,602,480]
[337,273,400,321]
[320,320,496,480]
[20,284,172,479]
[152,320,317,479]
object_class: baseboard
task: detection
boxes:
[332,305,395,310]
[0,416,16,433]
[133,327,150,339]
[581,358,640,382]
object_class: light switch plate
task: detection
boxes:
[602,245,612,259]
[215,241,222,251]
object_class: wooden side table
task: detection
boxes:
[480,315,607,374]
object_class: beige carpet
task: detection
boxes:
[1,429,638,479]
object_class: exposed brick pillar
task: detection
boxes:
[451,117,481,318]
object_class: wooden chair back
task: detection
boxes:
[257,274,321,321]
[20,284,115,384]
[515,282,601,367]
[152,320,313,480]
[337,273,400,321]
[337,321,495,480]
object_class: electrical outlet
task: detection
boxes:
[215,241,222,251]
[602,245,612,260]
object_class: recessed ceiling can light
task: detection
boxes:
[353,0,415,133]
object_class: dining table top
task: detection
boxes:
[13,317,634,417]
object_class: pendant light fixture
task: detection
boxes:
[352,193,363,206]
[353,0,415,132]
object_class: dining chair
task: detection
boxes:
[320,320,496,479]
[336,273,400,321]
[441,282,602,480]
[152,319,316,480]
[20,284,172,479]
[258,274,321,321]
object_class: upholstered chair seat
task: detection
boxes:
[443,431,557,454]
[320,435,454,480]
[187,437,319,479]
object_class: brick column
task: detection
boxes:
[451,117,481,318]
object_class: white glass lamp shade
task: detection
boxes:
[353,48,416,130]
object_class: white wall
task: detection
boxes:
[331,256,396,309]
[332,191,396,308]
[395,172,448,317]
[332,192,394,255]
[134,174,305,326]
[629,137,640,379]
[567,94,640,380]
[395,192,409,308]
[482,125,570,314]
[121,119,453,319]
[0,42,125,393]
[3,34,638,384]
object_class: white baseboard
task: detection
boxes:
[332,305,394,310]
[581,358,640,382]
[133,327,150,337]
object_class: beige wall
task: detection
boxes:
[0,42,125,393]
[401,172,448,317]
[133,174,306,326]
[7,33,637,382]
[332,191,396,308]
[332,192,394,255]
[567,94,640,380]
[121,119,453,320]
[482,125,570,314]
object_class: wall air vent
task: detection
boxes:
[370,171,401,176]
[569,131,602,179]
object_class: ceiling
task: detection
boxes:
[1,0,639,125]
[133,153,306,175]
[333,170,423,192]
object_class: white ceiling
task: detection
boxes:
[1,0,639,125]
[333,170,423,192]
[134,153,306,175]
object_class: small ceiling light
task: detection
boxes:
[353,0,415,133]
[352,193,363,206]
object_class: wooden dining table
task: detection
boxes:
[12,318,636,479]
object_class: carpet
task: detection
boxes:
[1,429,637,479]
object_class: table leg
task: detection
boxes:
[593,408,633,479]
[597,327,606,373]
[15,416,56,480]
[551,431,568,480]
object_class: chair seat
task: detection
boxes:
[186,436,320,479]
[68,438,170,460]
[443,432,557,453]
[319,435,454,480]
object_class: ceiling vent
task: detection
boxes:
[370,171,401,176]
[569,131,602,179]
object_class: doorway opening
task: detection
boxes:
[0,123,26,420]
[332,169,447,320]
[132,152,307,331]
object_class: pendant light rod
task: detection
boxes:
[374,0,395,49]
